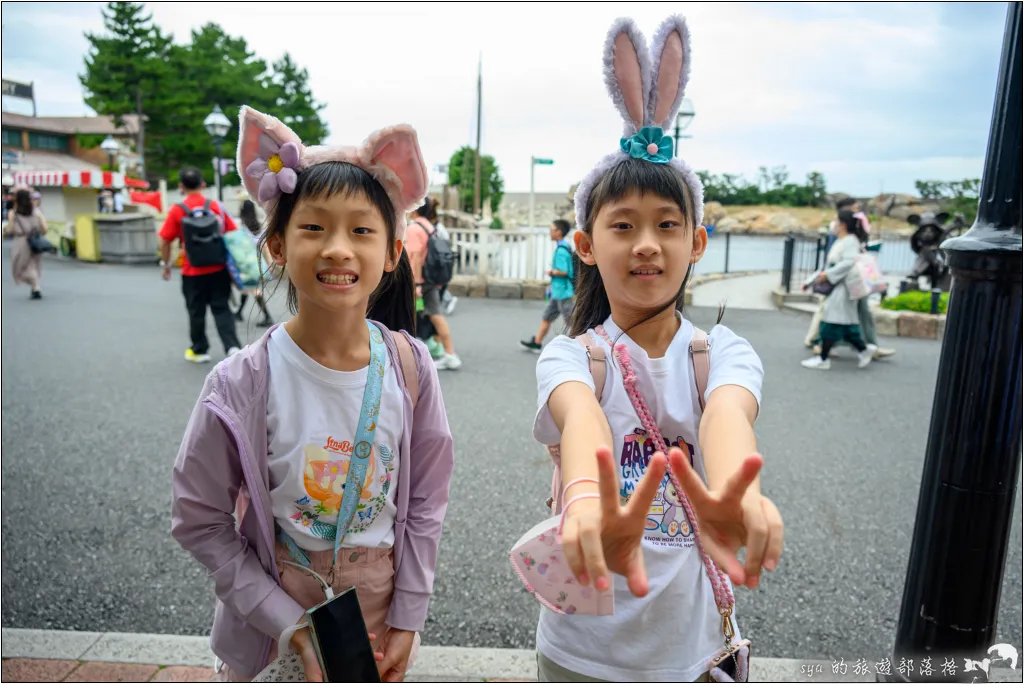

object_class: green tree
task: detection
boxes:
[696,166,827,207]
[914,178,981,224]
[80,1,175,180]
[80,4,328,186]
[271,53,329,145]
[447,146,504,215]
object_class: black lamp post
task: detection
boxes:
[204,104,232,202]
[674,98,695,156]
[888,3,1022,681]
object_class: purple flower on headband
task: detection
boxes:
[246,133,300,202]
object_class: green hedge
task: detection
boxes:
[881,290,949,314]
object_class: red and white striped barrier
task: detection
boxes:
[12,170,126,189]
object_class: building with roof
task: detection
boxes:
[2,111,145,223]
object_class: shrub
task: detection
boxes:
[880,290,949,314]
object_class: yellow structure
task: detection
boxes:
[74,214,101,262]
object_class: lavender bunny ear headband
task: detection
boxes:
[236,105,429,240]
[573,15,704,231]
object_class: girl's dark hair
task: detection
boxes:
[569,157,716,338]
[15,189,33,216]
[413,197,437,223]
[259,162,415,335]
[239,199,260,235]
[837,209,868,244]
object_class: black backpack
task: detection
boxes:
[419,219,455,286]
[179,199,227,267]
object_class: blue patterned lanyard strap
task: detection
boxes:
[278,320,387,573]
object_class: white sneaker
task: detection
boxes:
[434,353,462,370]
[801,356,831,370]
[444,295,458,316]
[227,346,241,357]
[858,344,878,369]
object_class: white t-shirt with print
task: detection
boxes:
[533,313,763,682]
[267,325,402,551]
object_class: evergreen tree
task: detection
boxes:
[271,53,329,145]
[447,146,504,215]
[80,1,174,179]
[80,4,329,186]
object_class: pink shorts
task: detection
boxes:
[214,543,418,681]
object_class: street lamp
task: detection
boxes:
[203,104,232,202]
[100,135,119,172]
[888,3,1021,679]
[674,98,695,156]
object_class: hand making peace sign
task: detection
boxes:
[560,446,783,597]
[668,448,784,589]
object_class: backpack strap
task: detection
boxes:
[394,331,420,411]
[690,327,711,411]
[574,332,606,402]
[177,202,192,216]
[202,198,212,213]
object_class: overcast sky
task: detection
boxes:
[1,1,1011,196]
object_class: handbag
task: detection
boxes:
[28,233,56,254]
[847,252,888,300]
[253,320,388,682]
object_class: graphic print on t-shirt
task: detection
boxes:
[619,427,696,548]
[289,435,395,541]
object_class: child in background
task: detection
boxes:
[531,17,783,682]
[171,105,454,682]
[520,219,575,353]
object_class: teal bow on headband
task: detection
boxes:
[620,126,673,164]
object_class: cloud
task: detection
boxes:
[2,1,1008,196]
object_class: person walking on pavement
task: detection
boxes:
[801,210,878,370]
[411,199,458,315]
[234,199,275,327]
[806,198,895,359]
[520,219,575,352]
[5,189,47,299]
[406,199,461,370]
[158,166,242,363]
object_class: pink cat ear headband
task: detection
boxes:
[236,105,429,240]
[573,15,705,231]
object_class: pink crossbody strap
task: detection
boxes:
[594,324,735,619]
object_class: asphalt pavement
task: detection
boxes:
[2,249,1021,665]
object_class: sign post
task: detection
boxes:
[1,79,36,116]
[529,156,554,231]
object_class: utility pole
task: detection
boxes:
[887,3,1022,681]
[135,86,146,180]
[474,53,482,218]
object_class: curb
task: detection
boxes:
[5,629,1020,683]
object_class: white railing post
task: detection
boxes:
[526,229,537,280]
[479,227,490,277]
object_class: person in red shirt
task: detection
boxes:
[158,166,242,363]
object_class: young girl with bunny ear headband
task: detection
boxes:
[171,105,455,682]
[530,16,783,682]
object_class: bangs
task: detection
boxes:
[586,158,691,227]
[281,161,396,231]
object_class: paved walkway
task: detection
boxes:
[691,271,780,310]
[2,250,1021,671]
[9,629,1019,682]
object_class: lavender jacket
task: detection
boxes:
[170,324,454,678]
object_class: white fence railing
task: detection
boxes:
[448,227,565,281]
